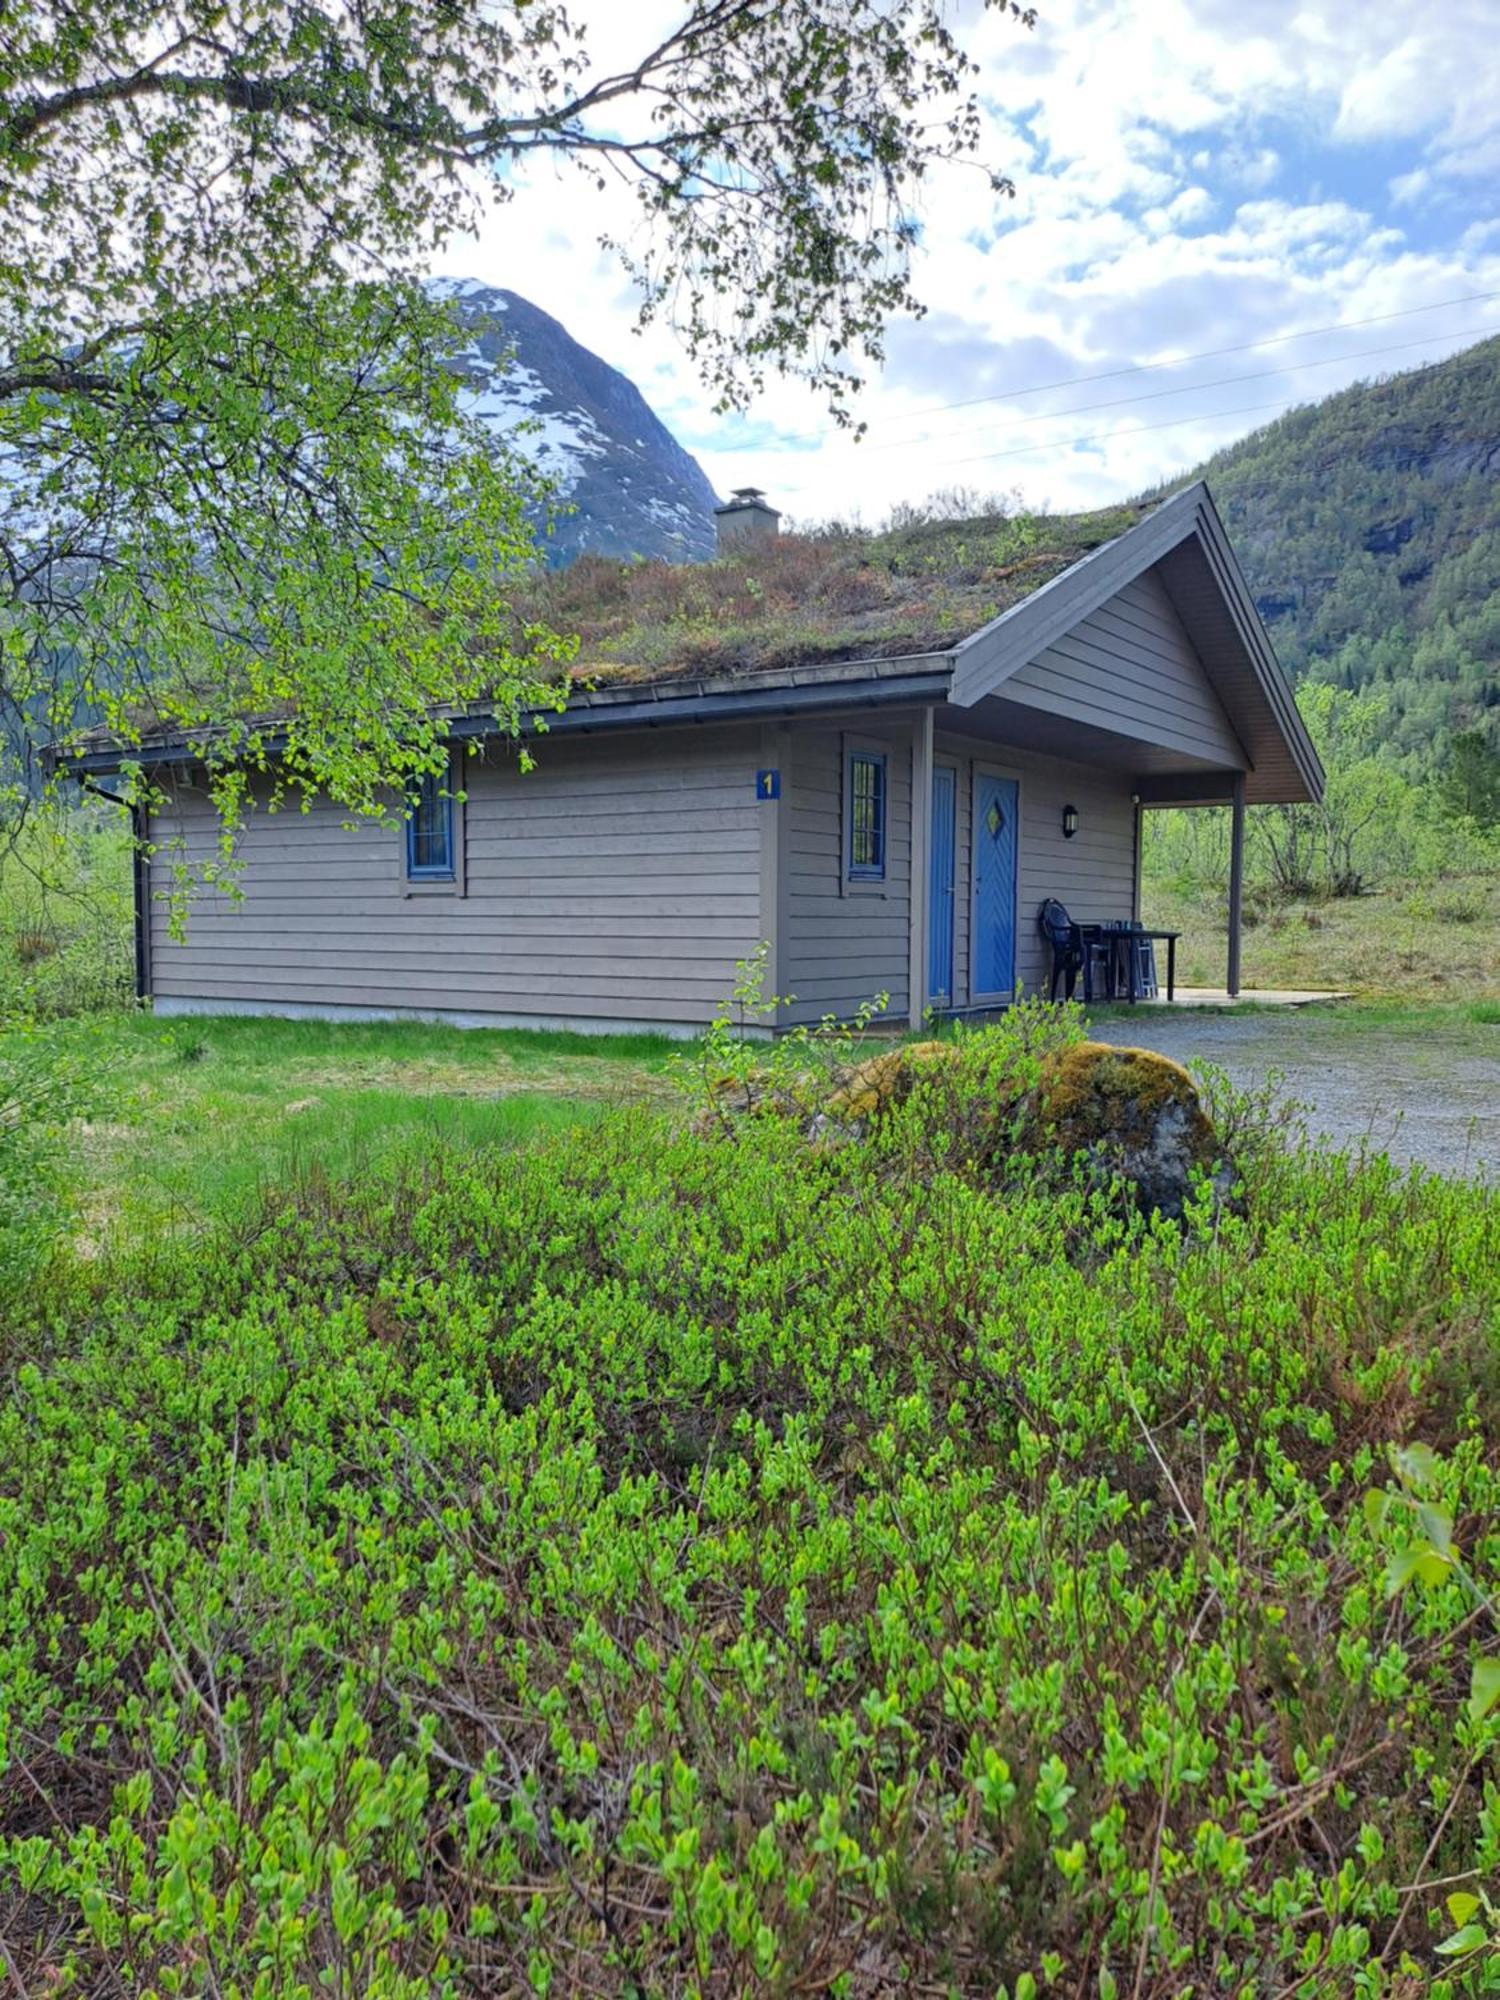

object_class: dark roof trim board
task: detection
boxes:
[61,660,956,775]
[949,481,1324,804]
[1133,771,1240,807]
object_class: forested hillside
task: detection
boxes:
[1177,334,1500,771]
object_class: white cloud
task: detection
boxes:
[433,0,1500,525]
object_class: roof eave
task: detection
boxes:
[56,651,958,776]
[1190,486,1326,804]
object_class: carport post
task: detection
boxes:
[1227,771,1246,999]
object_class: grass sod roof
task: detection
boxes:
[60,499,1156,765]
[523,498,1154,687]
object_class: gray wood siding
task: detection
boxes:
[147,729,766,1028]
[933,733,1137,1002]
[782,722,911,1025]
[1004,567,1245,767]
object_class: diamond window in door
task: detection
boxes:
[986,797,1005,838]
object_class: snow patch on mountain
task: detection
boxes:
[433,281,721,565]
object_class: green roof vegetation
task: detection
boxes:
[517,498,1152,683]
[64,499,1154,760]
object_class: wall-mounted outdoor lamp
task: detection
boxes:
[1061,803,1079,840]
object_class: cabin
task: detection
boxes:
[68,480,1323,1035]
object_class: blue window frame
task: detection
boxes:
[846,749,887,881]
[406,768,455,880]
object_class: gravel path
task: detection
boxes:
[1087,1009,1498,1179]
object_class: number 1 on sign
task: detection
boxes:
[756,769,780,800]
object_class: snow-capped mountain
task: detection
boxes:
[433,279,721,565]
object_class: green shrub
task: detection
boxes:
[0,809,135,1019]
[0,1019,93,1291]
[0,1021,1496,1994]
[1406,885,1489,926]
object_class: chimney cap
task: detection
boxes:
[715,486,778,515]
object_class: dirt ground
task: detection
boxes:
[1088,1006,1498,1179]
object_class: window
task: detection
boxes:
[846,749,887,881]
[406,768,455,880]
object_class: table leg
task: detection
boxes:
[1167,936,1176,1003]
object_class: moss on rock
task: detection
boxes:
[1034,1041,1231,1216]
[822,1040,956,1124]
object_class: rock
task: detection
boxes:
[1362,517,1414,556]
[1034,1041,1234,1218]
[807,1040,958,1142]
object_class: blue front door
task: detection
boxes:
[928,766,956,1005]
[972,772,1019,1000]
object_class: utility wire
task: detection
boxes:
[771,321,1500,495]
[930,322,1500,472]
[766,285,1500,448]
[851,318,1500,456]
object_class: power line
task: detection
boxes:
[776,328,1500,496]
[852,318,1500,456]
[930,323,1500,472]
[937,394,1312,469]
[766,285,1500,449]
[770,321,1500,495]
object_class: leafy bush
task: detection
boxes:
[0,1019,93,1291]
[1144,685,1500,909]
[0,1021,1496,1995]
[1406,884,1489,926]
[0,809,135,1018]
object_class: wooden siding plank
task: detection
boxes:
[152,983,721,1026]
[781,722,912,1026]
[147,732,767,1029]
[151,894,763,925]
[159,938,770,970]
[152,963,753,1002]
[151,913,761,945]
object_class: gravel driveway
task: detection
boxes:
[1087,1007,1498,1179]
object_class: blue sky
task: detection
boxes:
[443,0,1500,522]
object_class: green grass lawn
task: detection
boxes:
[50,1012,679,1244]
[20,994,1493,1257]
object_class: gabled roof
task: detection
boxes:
[949,482,1323,804]
[60,483,1322,803]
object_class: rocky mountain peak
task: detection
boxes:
[431,279,721,566]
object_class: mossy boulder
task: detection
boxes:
[1034,1041,1233,1217]
[811,1040,958,1140]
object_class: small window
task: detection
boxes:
[406,768,455,880]
[847,750,887,881]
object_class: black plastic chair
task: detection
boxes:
[1038,898,1085,1001]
